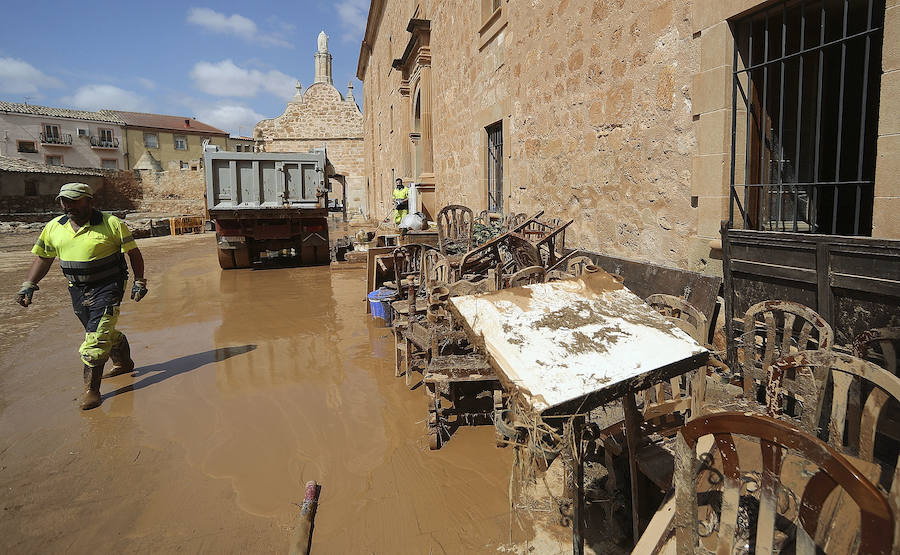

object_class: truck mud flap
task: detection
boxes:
[301,232,329,264]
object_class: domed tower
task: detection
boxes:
[314,30,333,85]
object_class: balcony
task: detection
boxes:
[40,133,72,146]
[90,136,120,149]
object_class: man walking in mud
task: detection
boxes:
[15,182,148,410]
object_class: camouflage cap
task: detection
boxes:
[56,182,94,200]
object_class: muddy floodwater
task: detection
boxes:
[0,233,546,553]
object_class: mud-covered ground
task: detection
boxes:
[0,230,594,553]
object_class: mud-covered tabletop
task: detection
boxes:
[450,269,709,413]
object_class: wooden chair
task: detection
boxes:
[854,327,900,377]
[771,350,900,477]
[390,244,429,325]
[436,205,474,257]
[534,219,573,268]
[507,265,545,288]
[503,233,542,271]
[475,209,489,225]
[387,244,426,295]
[423,248,453,289]
[634,412,894,554]
[646,294,709,345]
[509,210,548,238]
[505,212,527,231]
[639,295,709,425]
[458,231,541,278]
[741,300,834,403]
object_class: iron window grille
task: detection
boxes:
[487,121,503,213]
[729,0,885,236]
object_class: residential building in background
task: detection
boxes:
[357,0,898,274]
[0,101,126,170]
[229,136,256,152]
[111,111,228,171]
[254,30,366,216]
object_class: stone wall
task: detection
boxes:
[0,172,106,213]
[0,167,204,217]
[136,167,206,215]
[364,0,699,268]
[254,81,366,215]
[361,0,900,272]
[254,83,363,139]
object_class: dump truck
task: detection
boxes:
[204,149,331,269]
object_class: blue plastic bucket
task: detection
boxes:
[368,288,397,326]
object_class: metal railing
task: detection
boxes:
[728,0,885,236]
[40,132,72,145]
[90,136,119,148]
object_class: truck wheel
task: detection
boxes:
[233,245,251,268]
[217,248,235,269]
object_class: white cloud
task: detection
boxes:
[137,77,157,90]
[187,7,255,38]
[193,103,265,136]
[61,84,149,112]
[336,0,369,41]
[0,57,62,95]
[189,59,296,99]
[186,7,292,48]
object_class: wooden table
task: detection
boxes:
[449,269,709,552]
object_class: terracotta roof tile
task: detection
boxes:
[110,111,227,135]
[0,155,104,176]
[0,101,124,124]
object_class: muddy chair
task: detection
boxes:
[436,205,474,259]
[741,300,834,404]
[634,411,894,554]
[853,327,900,377]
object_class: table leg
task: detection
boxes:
[572,415,585,555]
[622,392,644,545]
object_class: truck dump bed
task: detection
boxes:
[203,149,331,268]
[205,150,326,210]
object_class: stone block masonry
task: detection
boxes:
[360,0,900,276]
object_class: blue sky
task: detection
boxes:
[0,1,369,136]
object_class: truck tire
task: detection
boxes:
[217,248,236,269]
[233,245,251,268]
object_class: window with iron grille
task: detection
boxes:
[486,121,503,213]
[729,0,884,236]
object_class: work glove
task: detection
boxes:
[16,281,39,307]
[131,278,148,302]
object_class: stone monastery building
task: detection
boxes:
[357,0,899,275]
[255,31,366,216]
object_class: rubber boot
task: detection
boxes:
[81,363,102,410]
[104,335,135,378]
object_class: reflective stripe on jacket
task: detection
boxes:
[59,251,128,285]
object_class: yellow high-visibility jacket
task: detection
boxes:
[32,210,137,285]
